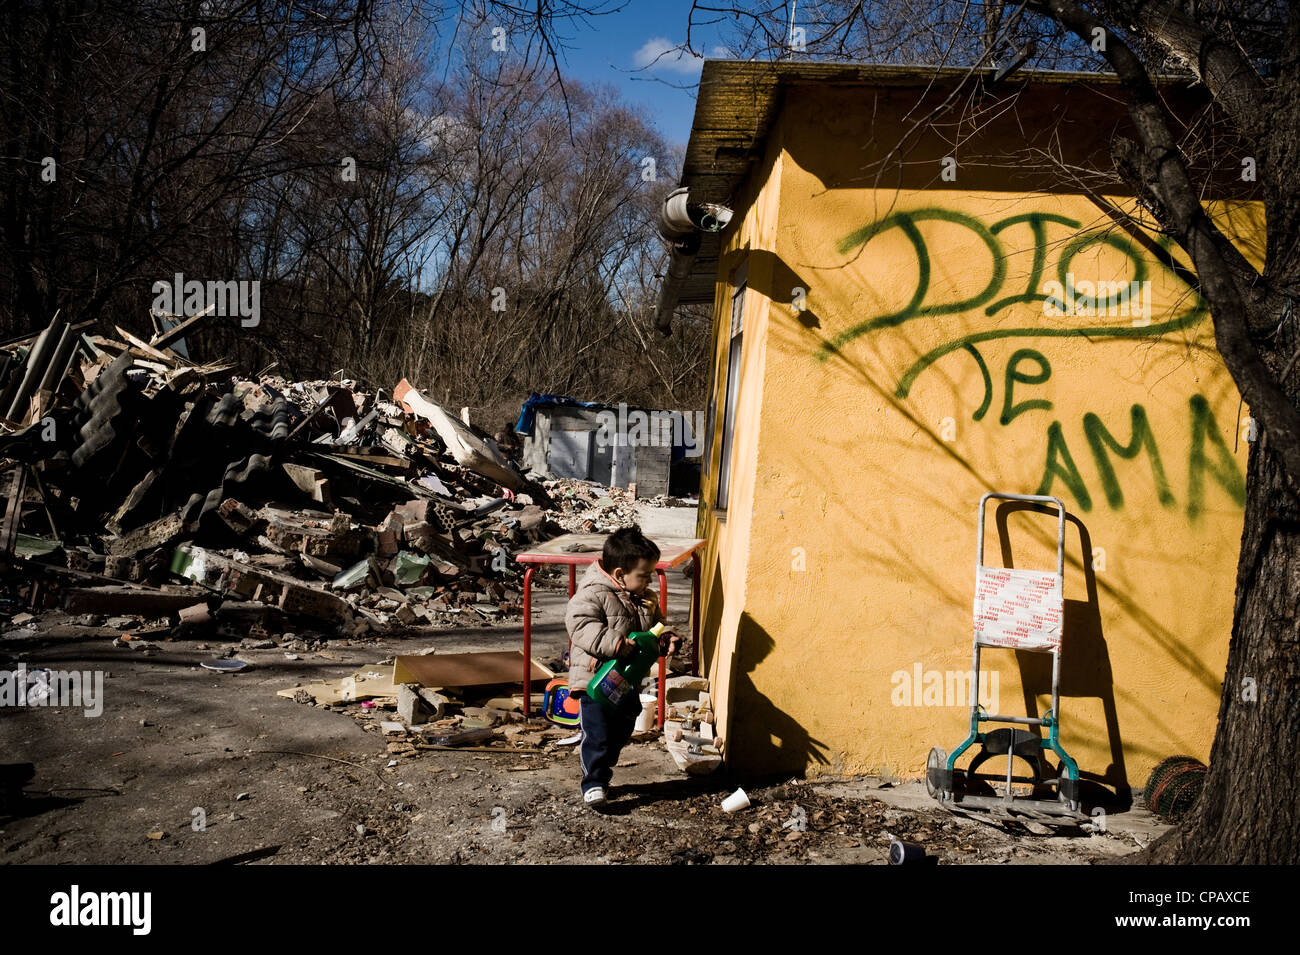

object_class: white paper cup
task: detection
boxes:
[721,787,750,812]
[633,693,657,732]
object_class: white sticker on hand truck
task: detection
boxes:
[974,568,1062,649]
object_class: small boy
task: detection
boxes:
[565,525,681,810]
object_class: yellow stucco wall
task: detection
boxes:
[696,82,1260,795]
[694,127,786,750]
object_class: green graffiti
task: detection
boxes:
[891,307,1206,400]
[1037,421,1093,512]
[964,343,993,421]
[1057,231,1149,312]
[1187,394,1247,518]
[828,209,1006,351]
[819,206,1206,400]
[1083,406,1176,509]
[986,213,1081,315]
[1036,399,1243,517]
[821,206,1246,516]
[1001,348,1053,425]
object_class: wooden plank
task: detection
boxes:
[114,325,183,367]
[331,449,410,469]
[150,304,215,350]
[393,651,553,688]
[0,465,27,560]
[63,584,210,615]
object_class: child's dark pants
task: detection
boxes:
[576,690,643,795]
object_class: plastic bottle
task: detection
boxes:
[587,622,665,710]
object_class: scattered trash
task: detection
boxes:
[888,839,927,865]
[722,788,750,813]
[200,659,247,672]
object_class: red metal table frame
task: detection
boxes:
[515,533,705,728]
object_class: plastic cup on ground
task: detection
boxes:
[721,788,750,812]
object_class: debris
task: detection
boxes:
[397,683,449,724]
[1,325,565,643]
[392,651,552,689]
[276,667,397,705]
[722,788,751,813]
[393,379,523,490]
[888,840,927,865]
[177,602,212,627]
[63,586,209,616]
[201,659,248,672]
[418,727,497,748]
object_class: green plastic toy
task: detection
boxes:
[587,622,665,710]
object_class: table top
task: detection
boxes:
[515,533,705,567]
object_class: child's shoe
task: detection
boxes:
[583,786,610,811]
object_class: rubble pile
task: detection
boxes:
[0,313,567,638]
[542,477,695,534]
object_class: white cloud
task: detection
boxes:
[633,36,704,75]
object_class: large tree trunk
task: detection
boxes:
[1144,430,1300,863]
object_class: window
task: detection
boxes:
[716,269,745,511]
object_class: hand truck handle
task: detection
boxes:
[976,492,1066,577]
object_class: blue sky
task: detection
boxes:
[533,0,737,147]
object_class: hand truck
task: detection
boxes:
[926,493,1083,818]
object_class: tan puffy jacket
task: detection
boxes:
[564,561,668,693]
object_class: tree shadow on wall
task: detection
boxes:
[725,612,831,774]
[991,499,1130,807]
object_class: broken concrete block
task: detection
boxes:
[376,511,404,558]
[282,463,331,504]
[178,603,212,627]
[665,674,709,692]
[664,738,723,775]
[105,512,188,559]
[67,582,210,621]
[393,380,522,490]
[217,499,267,537]
[417,688,447,719]
[460,706,500,728]
[173,545,354,631]
[397,683,424,725]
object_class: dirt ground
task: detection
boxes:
[1,537,1171,865]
